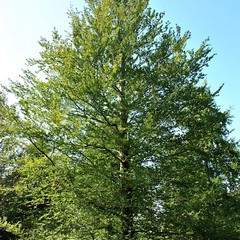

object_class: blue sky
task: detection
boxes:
[0,0,239,139]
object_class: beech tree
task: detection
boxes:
[3,0,239,239]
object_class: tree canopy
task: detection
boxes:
[1,0,239,239]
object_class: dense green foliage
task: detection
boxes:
[1,0,239,239]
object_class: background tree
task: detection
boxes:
[2,0,240,239]
[0,93,23,239]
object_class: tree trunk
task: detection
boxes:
[119,111,134,239]
[120,157,134,239]
[118,49,135,239]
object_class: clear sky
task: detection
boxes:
[0,0,239,140]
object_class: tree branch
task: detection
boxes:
[28,137,55,166]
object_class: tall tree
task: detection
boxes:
[4,0,239,239]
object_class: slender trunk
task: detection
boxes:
[119,116,134,239]
[120,160,134,240]
[119,55,134,238]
